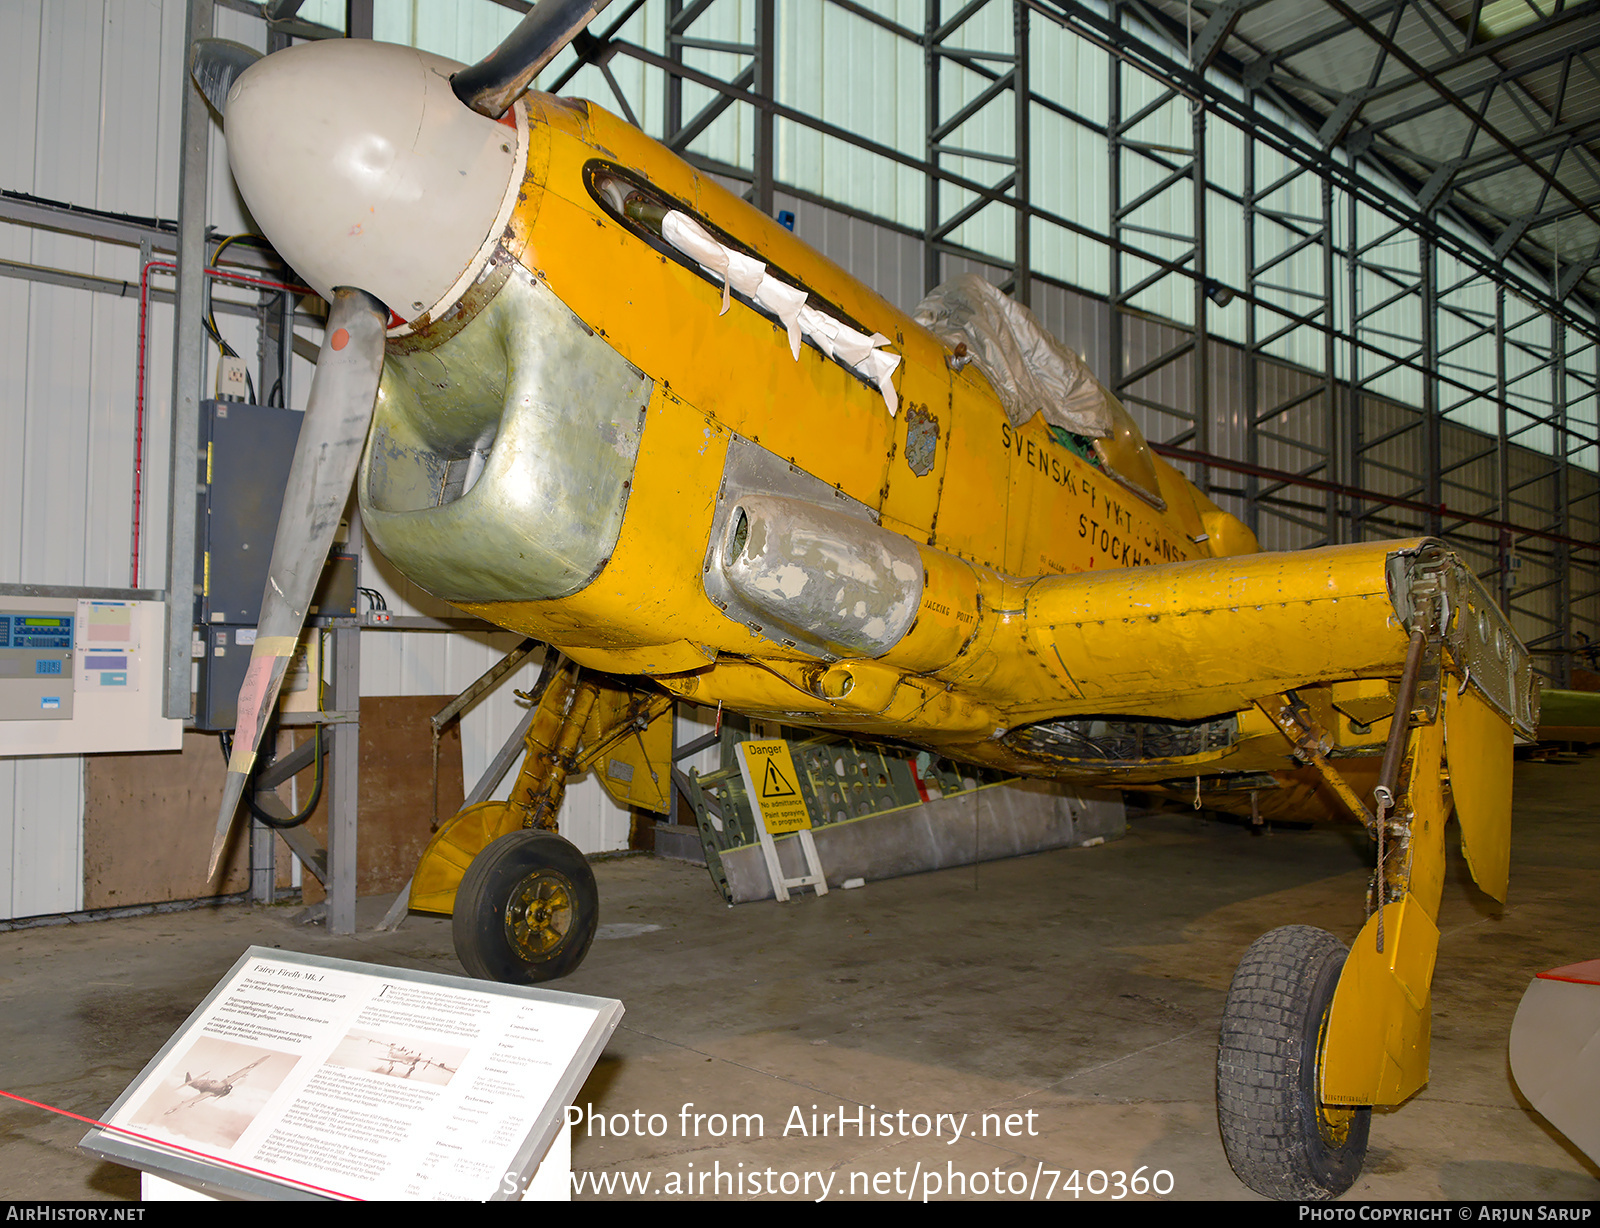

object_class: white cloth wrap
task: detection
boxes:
[662,210,901,416]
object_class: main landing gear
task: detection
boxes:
[1217,926,1370,1200]
[1218,649,1516,1199]
[407,651,673,985]
[453,829,600,984]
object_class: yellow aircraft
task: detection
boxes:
[191,1,1541,1199]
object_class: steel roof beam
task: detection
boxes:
[1319,0,1600,239]
[1558,240,1600,299]
[1354,36,1600,137]
[1258,0,1600,100]
[1371,0,1600,104]
[1456,128,1600,194]
[1248,0,1403,62]
[1189,0,1268,69]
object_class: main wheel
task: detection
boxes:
[452,830,599,984]
[1217,925,1371,1200]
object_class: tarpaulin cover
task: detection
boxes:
[912,273,1113,437]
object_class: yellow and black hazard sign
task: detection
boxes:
[735,739,812,834]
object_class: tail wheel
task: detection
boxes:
[1217,925,1371,1200]
[452,830,599,984]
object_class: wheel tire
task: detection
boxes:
[452,830,599,985]
[1217,925,1372,1201]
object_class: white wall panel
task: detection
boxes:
[0,0,164,917]
[0,761,11,918]
[778,0,922,228]
[0,276,30,588]
[0,3,43,197]
[9,757,83,918]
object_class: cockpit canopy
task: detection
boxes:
[913,274,1163,507]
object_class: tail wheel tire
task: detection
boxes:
[452,830,599,984]
[1217,925,1372,1200]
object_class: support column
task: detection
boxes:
[752,0,775,215]
[1346,188,1364,543]
[1242,99,1259,537]
[923,0,941,293]
[327,488,362,939]
[249,816,275,904]
[1554,318,1572,687]
[1191,101,1210,495]
[1421,232,1441,537]
[665,0,683,140]
[1013,0,1030,307]
[1495,287,1512,613]
[1106,0,1123,403]
[1323,177,1339,545]
[922,0,1026,297]
[163,0,214,719]
[1103,0,1208,460]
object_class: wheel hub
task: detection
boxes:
[503,870,575,959]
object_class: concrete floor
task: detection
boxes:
[2,754,1599,1202]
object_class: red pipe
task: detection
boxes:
[132,261,311,586]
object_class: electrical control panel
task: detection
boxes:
[0,606,76,720]
[195,400,360,628]
[0,592,182,753]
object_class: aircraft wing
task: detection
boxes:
[1013,537,1531,728]
[1020,540,1422,722]
[1533,688,1600,742]
[984,537,1536,786]
[641,528,1533,795]
[224,1055,271,1082]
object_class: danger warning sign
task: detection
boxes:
[735,740,812,834]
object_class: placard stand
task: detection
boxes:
[80,947,621,1201]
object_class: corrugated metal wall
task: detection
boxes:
[0,0,186,918]
[0,0,633,921]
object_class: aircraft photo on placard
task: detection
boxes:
[324,1029,466,1087]
[127,1038,300,1149]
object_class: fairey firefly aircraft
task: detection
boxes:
[165,1055,271,1114]
[366,1040,457,1081]
[191,0,1543,1200]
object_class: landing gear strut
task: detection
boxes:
[409,652,673,984]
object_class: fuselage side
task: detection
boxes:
[359,95,1247,669]
[351,93,1324,786]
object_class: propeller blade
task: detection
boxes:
[190,38,261,118]
[451,0,614,118]
[207,286,388,881]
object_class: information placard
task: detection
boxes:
[79,947,622,1201]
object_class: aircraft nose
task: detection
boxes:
[222,39,525,325]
